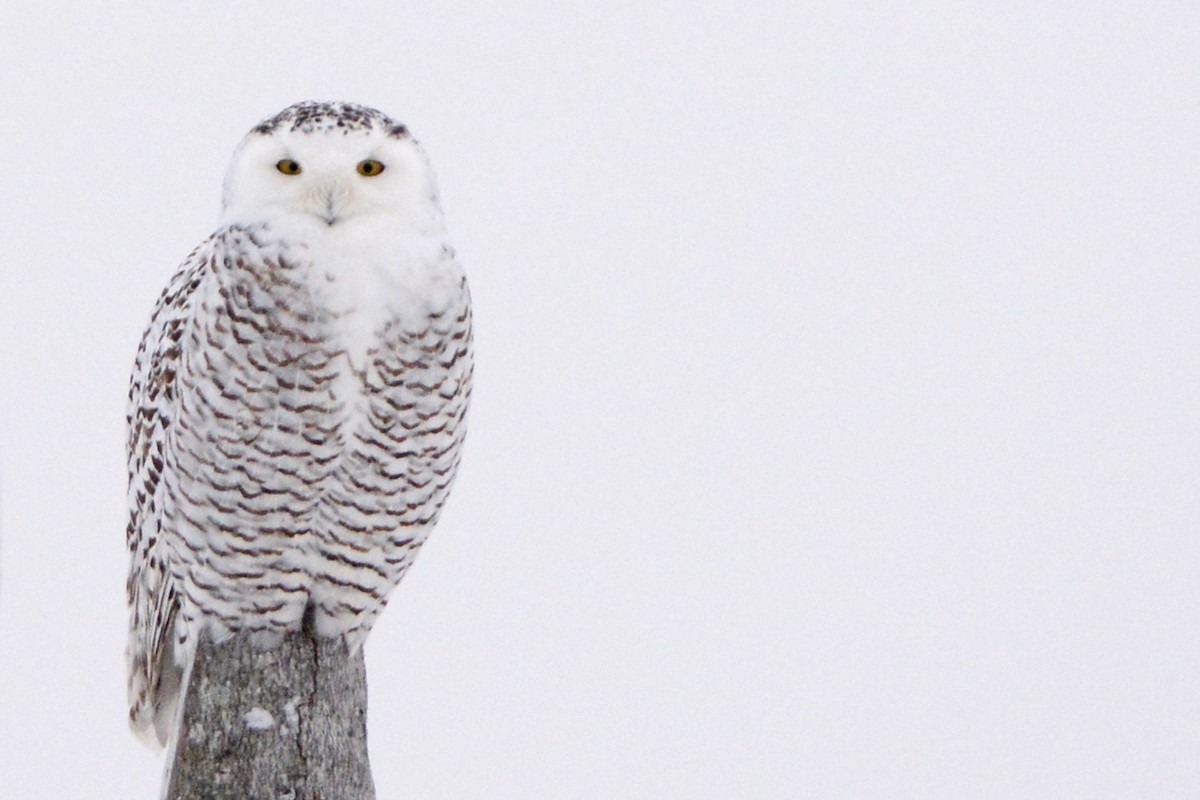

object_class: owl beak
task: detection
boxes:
[316,182,344,226]
[319,191,339,226]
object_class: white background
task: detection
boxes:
[0,2,1197,798]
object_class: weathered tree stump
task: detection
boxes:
[165,626,375,800]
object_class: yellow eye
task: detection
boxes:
[276,159,302,175]
[357,159,385,177]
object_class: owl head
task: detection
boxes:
[220,101,444,234]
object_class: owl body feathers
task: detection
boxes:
[125,103,472,745]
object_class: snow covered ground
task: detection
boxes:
[0,2,1197,797]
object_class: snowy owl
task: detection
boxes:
[125,101,472,745]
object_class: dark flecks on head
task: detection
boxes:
[252,101,412,139]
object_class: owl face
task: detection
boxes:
[220,102,442,233]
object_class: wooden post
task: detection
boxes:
[164,626,375,800]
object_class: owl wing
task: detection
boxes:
[126,242,210,746]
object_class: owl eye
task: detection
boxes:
[276,159,302,175]
[357,160,385,177]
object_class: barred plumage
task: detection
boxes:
[126,102,472,745]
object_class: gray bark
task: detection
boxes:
[165,627,375,800]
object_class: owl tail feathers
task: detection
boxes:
[153,638,187,747]
[128,635,187,749]
[129,701,164,750]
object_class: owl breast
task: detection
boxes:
[165,222,472,647]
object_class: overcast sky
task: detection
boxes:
[0,2,1197,798]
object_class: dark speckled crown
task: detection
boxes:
[252,101,409,138]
